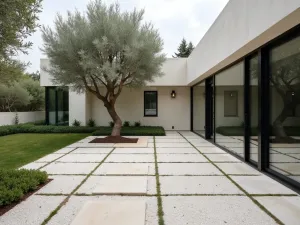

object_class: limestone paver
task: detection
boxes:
[154,139,188,143]
[162,196,276,225]
[47,196,158,225]
[157,154,208,162]
[106,154,154,162]
[35,154,62,163]
[192,142,216,147]
[254,196,300,225]
[156,147,197,154]
[154,143,192,148]
[197,147,226,154]
[204,153,242,162]
[231,175,298,195]
[0,195,65,225]
[37,175,86,194]
[70,200,146,225]
[53,147,76,154]
[113,147,154,154]
[216,163,261,175]
[158,163,222,175]
[20,162,46,170]
[160,176,243,194]
[76,176,149,195]
[71,148,113,154]
[41,162,98,175]
[93,163,151,175]
[57,154,107,162]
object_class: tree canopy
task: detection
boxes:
[173,38,194,58]
[42,0,166,136]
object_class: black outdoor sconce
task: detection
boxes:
[171,90,176,98]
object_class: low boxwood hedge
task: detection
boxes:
[92,126,165,136]
[0,124,166,137]
[0,169,48,206]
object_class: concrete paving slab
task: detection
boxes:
[254,196,300,225]
[204,153,241,162]
[216,163,261,175]
[41,162,98,175]
[158,163,222,175]
[48,196,158,225]
[154,139,188,143]
[231,175,298,195]
[162,196,276,225]
[57,154,107,162]
[113,148,154,154]
[196,147,225,154]
[157,154,208,162]
[155,143,192,148]
[160,176,243,194]
[54,147,76,154]
[0,195,65,225]
[20,162,46,170]
[156,147,197,154]
[191,142,216,147]
[76,176,148,195]
[272,147,300,154]
[93,163,150,175]
[106,154,154,162]
[269,154,300,163]
[270,163,300,175]
[37,175,86,194]
[70,200,146,225]
[35,154,62,163]
[71,148,113,154]
[155,136,184,139]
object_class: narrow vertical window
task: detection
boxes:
[144,91,158,116]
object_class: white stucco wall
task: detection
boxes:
[89,87,190,130]
[69,91,87,126]
[187,0,300,85]
[0,111,45,126]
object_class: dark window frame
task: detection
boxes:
[144,91,158,117]
[224,90,238,117]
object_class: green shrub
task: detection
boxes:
[123,121,130,127]
[33,120,46,125]
[92,126,165,136]
[0,169,48,206]
[87,119,96,127]
[134,121,141,127]
[109,121,114,127]
[72,120,81,127]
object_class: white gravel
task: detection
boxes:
[160,176,243,194]
[105,154,154,162]
[158,163,222,175]
[41,162,98,175]
[37,175,86,194]
[47,196,158,225]
[162,196,277,225]
[0,195,65,225]
[56,154,107,163]
[157,154,208,162]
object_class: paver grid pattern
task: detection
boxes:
[1,132,300,225]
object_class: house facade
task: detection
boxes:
[41,0,300,190]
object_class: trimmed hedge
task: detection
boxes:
[0,124,166,137]
[92,126,166,136]
[0,169,48,206]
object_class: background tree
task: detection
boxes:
[173,38,194,58]
[0,0,42,84]
[41,0,166,136]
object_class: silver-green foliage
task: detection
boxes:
[41,0,166,94]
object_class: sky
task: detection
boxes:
[18,0,229,73]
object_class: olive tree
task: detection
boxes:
[41,0,166,136]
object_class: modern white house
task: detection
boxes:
[41,0,300,190]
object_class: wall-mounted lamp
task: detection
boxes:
[292,92,295,96]
[171,90,176,98]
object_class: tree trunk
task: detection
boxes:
[105,103,122,136]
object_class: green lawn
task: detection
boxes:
[0,133,88,169]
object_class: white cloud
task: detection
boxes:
[18,0,228,72]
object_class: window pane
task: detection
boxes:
[47,87,56,125]
[193,82,205,136]
[269,35,300,182]
[145,91,157,116]
[215,61,245,157]
[57,88,69,125]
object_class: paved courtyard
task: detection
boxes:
[1,131,300,225]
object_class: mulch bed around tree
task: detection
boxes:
[0,179,53,216]
[89,136,138,143]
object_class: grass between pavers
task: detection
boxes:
[179,132,285,225]
[0,169,48,207]
[40,148,115,225]
[0,124,166,137]
[153,137,165,225]
[0,133,89,169]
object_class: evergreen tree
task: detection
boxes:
[173,38,194,58]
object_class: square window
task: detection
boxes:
[224,91,238,117]
[144,91,158,117]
